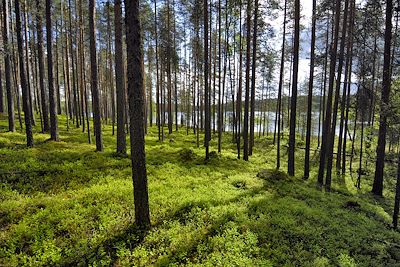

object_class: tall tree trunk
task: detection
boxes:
[243,0,251,161]
[217,0,222,153]
[276,0,286,169]
[106,1,116,136]
[2,0,15,132]
[317,0,341,187]
[115,0,126,154]
[342,43,354,175]
[78,0,86,134]
[55,17,62,115]
[46,0,59,141]
[337,0,355,172]
[69,0,79,128]
[36,0,50,132]
[154,0,161,141]
[124,0,151,229]
[304,0,317,179]
[236,0,243,159]
[373,0,393,197]
[15,0,33,147]
[9,4,23,131]
[325,0,349,189]
[204,0,210,159]
[249,0,258,156]
[288,0,300,176]
[173,0,178,131]
[166,0,173,134]
[89,0,103,151]
[318,15,330,149]
[23,1,35,126]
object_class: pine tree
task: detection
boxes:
[125,0,151,228]
[89,0,103,151]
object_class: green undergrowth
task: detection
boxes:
[0,114,400,266]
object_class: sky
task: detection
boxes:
[266,0,314,95]
[266,0,365,96]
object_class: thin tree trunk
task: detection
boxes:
[243,0,251,161]
[46,0,59,141]
[69,0,79,128]
[236,0,243,159]
[288,0,300,176]
[23,1,35,126]
[373,0,393,196]
[217,0,222,153]
[325,0,349,189]
[55,17,62,115]
[304,0,317,179]
[2,0,15,132]
[276,0,287,169]
[337,0,355,172]
[393,147,400,229]
[249,0,258,156]
[15,0,33,146]
[114,0,126,153]
[89,0,103,151]
[36,0,49,132]
[204,0,210,159]
[317,0,341,187]
[166,0,173,134]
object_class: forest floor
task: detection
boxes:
[1,114,400,266]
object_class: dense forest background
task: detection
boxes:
[2,0,400,266]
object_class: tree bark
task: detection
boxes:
[304,0,317,179]
[288,0,300,176]
[325,0,349,189]
[373,0,393,197]
[36,0,50,132]
[204,0,210,159]
[124,0,151,228]
[46,0,59,141]
[243,0,251,161]
[317,0,341,187]
[15,0,33,147]
[249,0,258,156]
[115,0,126,154]
[2,0,15,132]
[89,0,103,151]
[276,0,287,169]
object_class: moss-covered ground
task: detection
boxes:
[1,115,400,266]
